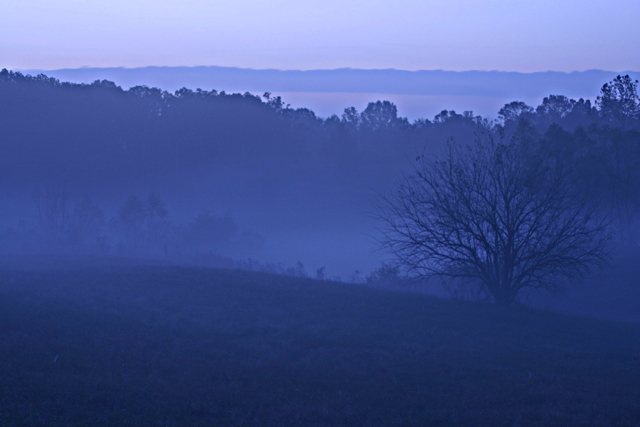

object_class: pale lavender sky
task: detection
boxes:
[2,0,638,72]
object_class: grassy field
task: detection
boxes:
[0,256,639,426]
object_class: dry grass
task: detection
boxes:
[0,256,639,426]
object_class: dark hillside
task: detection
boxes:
[0,257,639,426]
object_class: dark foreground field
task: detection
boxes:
[0,257,639,426]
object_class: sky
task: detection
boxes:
[2,0,639,72]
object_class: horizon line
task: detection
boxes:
[13,65,640,75]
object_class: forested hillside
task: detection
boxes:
[1,69,639,282]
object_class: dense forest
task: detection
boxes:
[1,69,639,281]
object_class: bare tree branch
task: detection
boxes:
[376,137,610,306]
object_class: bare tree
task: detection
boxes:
[377,137,610,306]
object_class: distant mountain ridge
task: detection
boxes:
[15,66,640,119]
[19,66,640,98]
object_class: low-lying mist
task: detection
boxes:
[1,69,640,320]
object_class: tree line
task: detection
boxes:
[1,70,635,196]
[1,69,637,223]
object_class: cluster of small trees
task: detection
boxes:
[27,188,106,250]
[1,192,256,259]
[110,194,171,255]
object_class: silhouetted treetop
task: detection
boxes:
[596,75,640,127]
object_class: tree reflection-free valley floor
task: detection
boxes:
[1,257,639,426]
